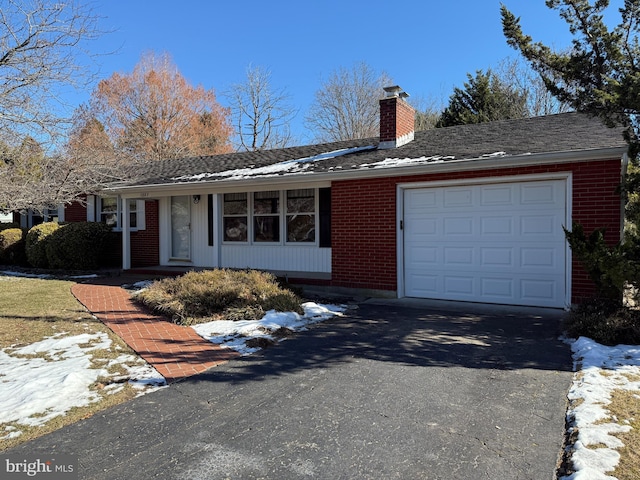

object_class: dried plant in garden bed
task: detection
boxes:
[134,269,303,325]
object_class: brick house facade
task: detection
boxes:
[63,86,627,308]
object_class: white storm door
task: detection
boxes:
[171,195,191,260]
[403,179,568,308]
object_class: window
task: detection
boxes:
[221,189,320,245]
[253,191,280,242]
[99,197,119,227]
[223,193,248,242]
[286,189,315,243]
[95,197,143,230]
[20,207,62,229]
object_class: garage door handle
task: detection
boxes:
[400,220,404,230]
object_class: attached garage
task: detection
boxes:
[401,175,570,308]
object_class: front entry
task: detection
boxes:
[171,195,191,260]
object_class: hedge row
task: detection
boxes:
[0,221,115,270]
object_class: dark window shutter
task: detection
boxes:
[319,187,331,248]
[207,194,214,246]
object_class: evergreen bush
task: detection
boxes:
[45,222,113,270]
[0,222,19,232]
[25,222,60,268]
[0,228,27,265]
[564,222,640,303]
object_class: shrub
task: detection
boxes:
[0,222,19,232]
[564,298,640,346]
[0,228,27,265]
[45,222,113,270]
[564,222,640,303]
[25,222,60,268]
[135,269,303,325]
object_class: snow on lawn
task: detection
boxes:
[0,270,98,280]
[192,302,347,355]
[561,337,640,480]
[0,332,165,440]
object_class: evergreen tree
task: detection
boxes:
[436,70,528,127]
[501,1,640,152]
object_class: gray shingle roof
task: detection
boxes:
[121,112,628,188]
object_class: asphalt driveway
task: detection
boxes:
[7,300,573,480]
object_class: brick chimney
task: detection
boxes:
[378,85,415,149]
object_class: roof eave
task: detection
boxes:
[107,146,627,196]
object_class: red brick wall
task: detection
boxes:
[130,200,159,267]
[64,201,87,222]
[379,97,415,143]
[331,159,623,303]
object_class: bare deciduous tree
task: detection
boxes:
[0,0,109,212]
[495,57,572,117]
[305,62,393,142]
[0,136,126,212]
[79,51,233,162]
[0,0,101,146]
[225,65,297,151]
[411,94,445,131]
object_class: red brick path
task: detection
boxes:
[72,280,238,383]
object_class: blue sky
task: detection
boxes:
[82,0,583,144]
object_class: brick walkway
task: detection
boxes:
[72,279,238,383]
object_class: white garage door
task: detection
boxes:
[403,179,567,308]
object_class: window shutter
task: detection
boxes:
[136,200,146,230]
[207,194,214,246]
[319,187,331,248]
[86,196,95,222]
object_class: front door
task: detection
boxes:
[171,195,191,260]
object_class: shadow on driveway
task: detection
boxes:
[8,301,573,480]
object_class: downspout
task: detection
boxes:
[122,197,131,270]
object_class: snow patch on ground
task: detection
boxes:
[192,303,346,355]
[561,337,640,479]
[0,332,165,439]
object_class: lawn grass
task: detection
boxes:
[0,276,158,451]
[609,389,640,480]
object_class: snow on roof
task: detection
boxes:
[360,155,456,169]
[171,145,376,182]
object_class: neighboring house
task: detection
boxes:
[15,207,64,229]
[68,86,629,309]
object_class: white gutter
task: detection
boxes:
[106,146,627,196]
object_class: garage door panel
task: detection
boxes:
[403,179,567,308]
[521,183,557,204]
[521,247,558,269]
[481,278,514,298]
[521,215,558,235]
[480,216,514,235]
[444,276,475,295]
[406,245,438,265]
[480,247,514,267]
[444,188,473,207]
[443,247,474,265]
[443,217,474,235]
[480,185,514,205]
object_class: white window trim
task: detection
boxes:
[20,206,64,229]
[221,188,319,246]
[88,195,145,231]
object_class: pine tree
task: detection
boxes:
[501,1,640,152]
[436,70,528,127]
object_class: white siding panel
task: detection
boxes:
[221,245,331,273]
